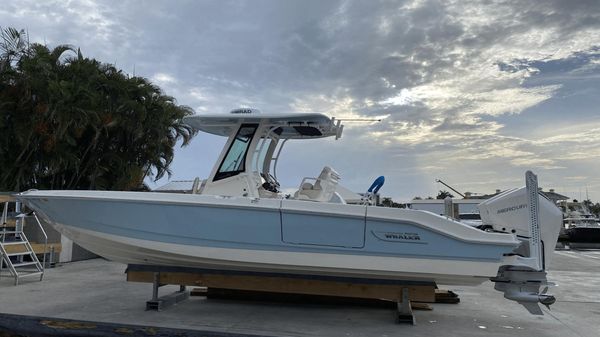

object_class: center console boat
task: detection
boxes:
[17,108,562,314]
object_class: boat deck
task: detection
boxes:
[1,249,599,337]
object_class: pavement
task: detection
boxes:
[1,249,599,337]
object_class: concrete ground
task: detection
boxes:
[1,249,599,337]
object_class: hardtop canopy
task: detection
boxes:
[183,109,343,139]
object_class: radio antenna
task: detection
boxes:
[435,179,466,198]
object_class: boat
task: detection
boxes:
[16,108,562,314]
[560,201,600,243]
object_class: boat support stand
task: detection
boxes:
[145,272,190,311]
[127,265,443,324]
[396,288,415,324]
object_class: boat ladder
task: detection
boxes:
[0,198,46,285]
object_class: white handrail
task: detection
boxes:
[32,213,48,268]
[1,202,7,225]
[252,126,279,173]
[0,200,48,282]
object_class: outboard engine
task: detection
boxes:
[478,185,562,267]
[478,171,562,314]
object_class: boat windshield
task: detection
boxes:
[214,124,258,181]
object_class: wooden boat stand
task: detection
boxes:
[126,264,459,324]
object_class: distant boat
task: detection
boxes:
[560,201,600,243]
[17,108,561,314]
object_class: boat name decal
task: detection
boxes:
[497,203,527,214]
[372,231,425,244]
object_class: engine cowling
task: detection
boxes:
[478,187,562,266]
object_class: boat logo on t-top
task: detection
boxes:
[496,203,527,214]
[230,108,258,114]
[372,231,426,244]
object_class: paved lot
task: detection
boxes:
[1,249,599,337]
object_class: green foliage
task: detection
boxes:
[590,203,600,216]
[0,28,196,191]
[436,190,454,199]
[584,199,600,216]
[380,197,406,208]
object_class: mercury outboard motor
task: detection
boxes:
[478,171,562,314]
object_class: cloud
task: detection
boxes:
[152,73,177,85]
[1,0,600,200]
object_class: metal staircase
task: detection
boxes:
[0,196,46,285]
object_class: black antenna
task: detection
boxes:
[435,179,465,198]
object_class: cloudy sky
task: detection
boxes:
[2,0,600,201]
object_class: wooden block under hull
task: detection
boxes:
[2,243,62,255]
[0,194,16,203]
[127,269,436,303]
[192,287,436,311]
[433,289,460,303]
[1,219,17,227]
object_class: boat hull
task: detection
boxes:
[18,190,520,286]
[566,227,600,243]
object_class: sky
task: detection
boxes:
[2,0,600,201]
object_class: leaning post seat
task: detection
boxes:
[294,166,341,202]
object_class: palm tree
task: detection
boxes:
[436,190,454,199]
[0,27,196,192]
[0,27,28,71]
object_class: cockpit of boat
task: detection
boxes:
[183,108,345,202]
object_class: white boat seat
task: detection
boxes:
[301,182,314,190]
[294,166,340,202]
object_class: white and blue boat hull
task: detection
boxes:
[19,190,520,286]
